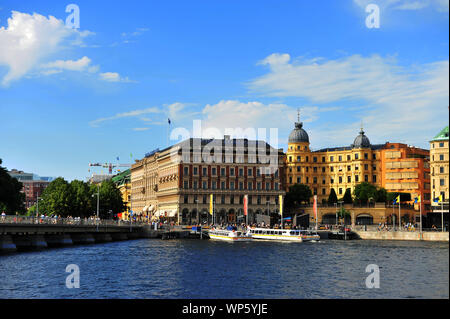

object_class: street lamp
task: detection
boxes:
[92,184,100,232]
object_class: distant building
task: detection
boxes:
[429,126,449,229]
[88,174,113,184]
[112,169,131,219]
[131,136,286,225]
[7,169,55,210]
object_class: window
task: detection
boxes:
[193,181,198,189]
[339,176,342,183]
[248,168,253,176]
[306,167,309,173]
[347,176,351,183]
[193,167,198,175]
[212,167,217,175]
[184,167,189,175]
[355,175,359,182]
[313,157,317,163]
[440,167,445,174]
[313,188,317,195]
[221,181,225,190]
[266,182,271,190]
[322,167,326,173]
[202,181,207,189]
[373,165,376,171]
[322,178,326,185]
[347,155,351,161]
[257,182,261,190]
[297,177,301,183]
[439,142,444,147]
[289,156,292,162]
[221,168,225,176]
[212,181,217,190]
[203,195,207,204]
[330,156,334,162]
[364,164,368,170]
[306,177,309,184]
[184,181,189,189]
[306,156,309,162]
[184,195,188,204]
[230,181,235,190]
[202,167,207,176]
[330,167,334,172]
[313,167,317,173]
[373,154,376,160]
[347,165,351,171]
[440,155,444,161]
[230,196,234,204]
[373,175,377,183]
[297,166,301,172]
[322,188,326,195]
[313,177,317,184]
[221,195,225,204]
[364,153,368,160]
[339,188,343,195]
[230,168,235,176]
[355,153,359,160]
[297,156,301,162]
[257,196,261,205]
[239,168,244,177]
[322,157,326,162]
[331,178,334,184]
[275,183,279,190]
[248,182,253,190]
[338,155,342,161]
[239,182,243,190]
[364,175,369,182]
[440,179,445,186]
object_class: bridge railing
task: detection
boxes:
[0,215,148,227]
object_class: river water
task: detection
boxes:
[0,239,448,299]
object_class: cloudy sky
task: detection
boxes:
[0,0,448,181]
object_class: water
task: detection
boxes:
[0,239,448,299]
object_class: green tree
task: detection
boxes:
[90,180,125,219]
[327,188,338,205]
[376,187,388,203]
[38,177,74,217]
[284,183,312,209]
[353,182,378,204]
[71,180,94,218]
[342,188,353,204]
[0,158,25,214]
[337,207,351,224]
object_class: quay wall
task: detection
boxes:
[355,231,449,242]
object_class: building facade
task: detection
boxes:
[285,120,384,204]
[112,169,131,219]
[7,169,54,210]
[131,136,286,225]
[430,126,449,208]
[285,118,431,212]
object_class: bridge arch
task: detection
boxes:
[355,213,374,225]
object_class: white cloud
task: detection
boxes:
[40,56,98,74]
[132,127,150,131]
[249,53,449,148]
[353,0,449,12]
[0,11,92,86]
[99,72,136,83]
[89,107,161,127]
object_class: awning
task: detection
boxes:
[143,206,149,212]
[149,205,155,212]
[167,210,177,217]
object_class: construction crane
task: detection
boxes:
[89,162,132,175]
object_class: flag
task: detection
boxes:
[244,195,248,216]
[116,157,119,161]
[130,153,133,158]
[438,195,443,203]
[279,195,283,216]
[313,195,317,220]
[209,194,213,215]
[393,195,400,204]
[168,118,171,125]
[414,195,421,204]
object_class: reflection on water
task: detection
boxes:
[0,239,448,299]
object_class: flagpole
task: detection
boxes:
[419,196,422,239]
[441,200,444,232]
[398,199,401,231]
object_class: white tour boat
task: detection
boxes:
[248,228,303,242]
[299,230,321,242]
[207,228,253,242]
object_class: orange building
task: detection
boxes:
[380,143,431,213]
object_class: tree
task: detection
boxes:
[337,207,351,224]
[0,158,25,214]
[70,180,94,218]
[90,180,125,219]
[38,177,74,217]
[342,188,353,204]
[353,182,378,204]
[284,183,312,209]
[328,188,338,205]
[376,187,388,203]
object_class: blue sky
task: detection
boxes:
[0,0,448,181]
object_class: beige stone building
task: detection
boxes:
[131,136,286,225]
[430,126,449,206]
